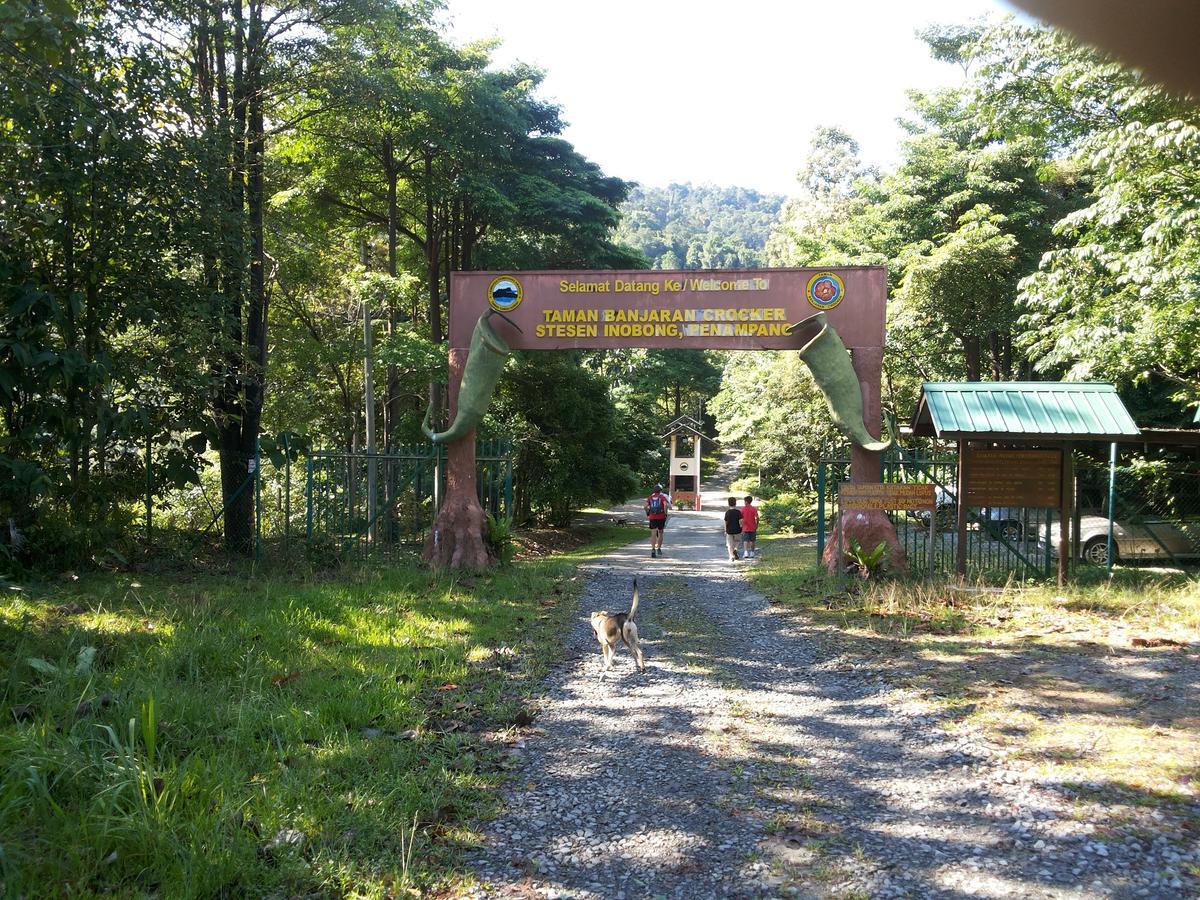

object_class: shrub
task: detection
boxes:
[845,538,890,578]
[486,513,515,567]
[729,477,785,500]
[760,492,818,534]
[304,533,345,570]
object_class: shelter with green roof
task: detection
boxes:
[911,382,1141,443]
[910,382,1141,584]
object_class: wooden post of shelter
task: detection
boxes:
[1059,442,1073,587]
[955,438,968,577]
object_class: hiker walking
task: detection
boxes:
[740,496,759,558]
[645,484,672,558]
[723,496,743,562]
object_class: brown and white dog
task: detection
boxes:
[590,578,646,678]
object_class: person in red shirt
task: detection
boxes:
[740,495,760,559]
[644,484,672,557]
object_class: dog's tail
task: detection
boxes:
[629,577,639,621]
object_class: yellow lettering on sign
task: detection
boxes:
[614,279,661,295]
[559,280,610,293]
[536,323,598,339]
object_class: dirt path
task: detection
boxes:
[462,507,1198,899]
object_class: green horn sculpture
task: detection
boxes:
[787,312,894,452]
[422,310,519,444]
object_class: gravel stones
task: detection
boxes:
[460,506,1199,899]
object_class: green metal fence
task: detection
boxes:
[474,438,515,522]
[146,438,512,563]
[305,439,513,560]
[306,446,435,558]
[817,451,1056,580]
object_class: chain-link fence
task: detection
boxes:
[148,448,261,560]
[1076,453,1200,566]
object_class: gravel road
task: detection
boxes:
[462,502,1198,899]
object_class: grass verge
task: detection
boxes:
[748,533,1200,825]
[0,524,639,897]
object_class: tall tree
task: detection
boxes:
[969,21,1200,405]
[172,0,389,550]
[0,1,211,558]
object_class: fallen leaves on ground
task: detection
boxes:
[1132,636,1187,648]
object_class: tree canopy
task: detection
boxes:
[3,7,1198,564]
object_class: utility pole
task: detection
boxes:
[361,238,377,543]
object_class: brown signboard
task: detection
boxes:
[839,482,937,510]
[449,267,886,351]
[965,448,1062,507]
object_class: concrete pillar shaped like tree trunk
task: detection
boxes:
[423,348,493,570]
[821,346,908,575]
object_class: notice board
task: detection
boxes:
[965,448,1062,507]
[839,482,937,511]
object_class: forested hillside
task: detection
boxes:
[614,183,784,270]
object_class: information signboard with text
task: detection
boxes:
[965,448,1062,508]
[449,267,886,351]
[839,482,937,511]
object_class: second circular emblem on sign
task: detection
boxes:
[806,271,845,310]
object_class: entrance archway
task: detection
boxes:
[424,266,893,570]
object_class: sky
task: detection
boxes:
[443,0,1022,196]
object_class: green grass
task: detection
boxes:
[747,532,1200,821]
[0,524,638,897]
[750,533,1200,637]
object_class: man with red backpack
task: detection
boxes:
[645,484,672,557]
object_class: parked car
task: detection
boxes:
[1050,515,1200,564]
[909,490,1029,541]
[908,485,955,529]
[973,509,1016,542]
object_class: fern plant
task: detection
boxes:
[485,513,516,567]
[846,538,889,578]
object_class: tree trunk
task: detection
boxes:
[961,334,982,381]
[242,0,267,454]
[219,434,255,554]
[384,136,401,444]
[209,0,267,555]
[424,151,444,430]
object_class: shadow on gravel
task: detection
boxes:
[472,534,1198,899]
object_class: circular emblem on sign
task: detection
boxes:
[806,272,845,310]
[679,462,689,471]
[488,275,523,312]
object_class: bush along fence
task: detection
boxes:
[815,447,1200,581]
[146,437,512,563]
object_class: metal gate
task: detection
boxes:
[305,439,512,559]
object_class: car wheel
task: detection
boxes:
[1000,521,1022,543]
[1082,537,1116,565]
